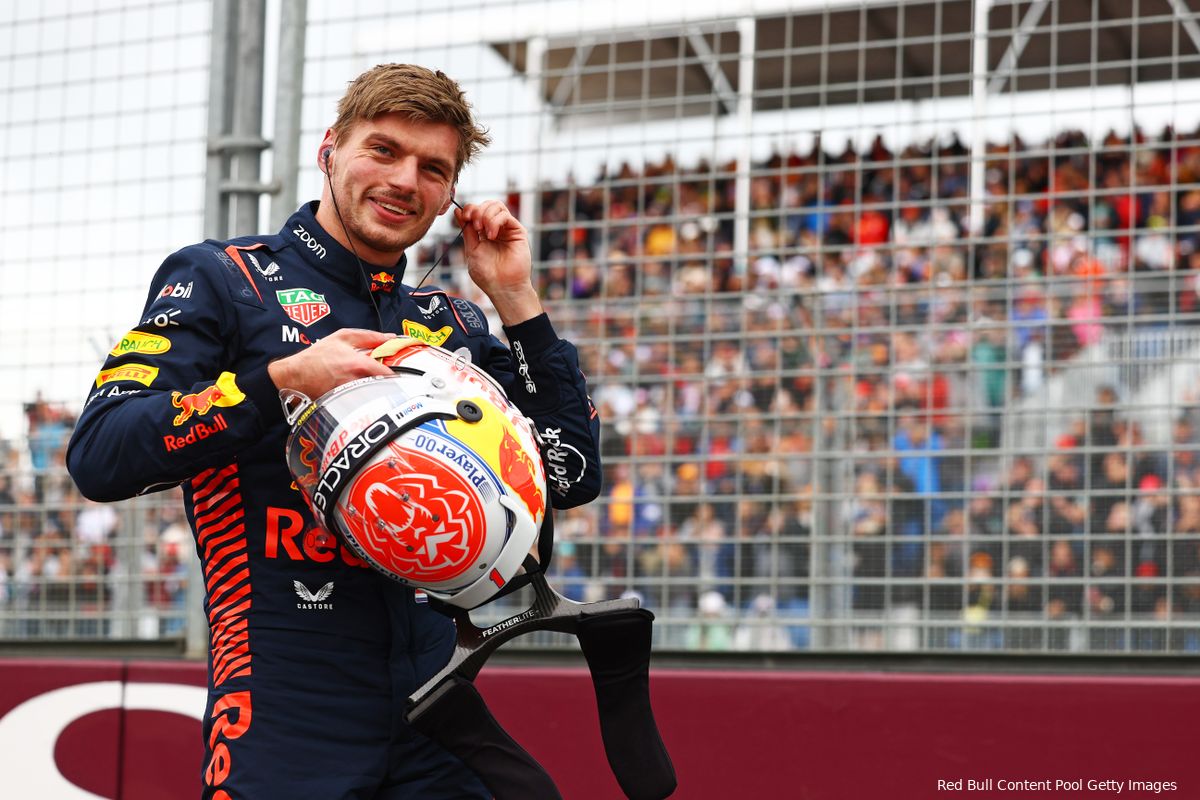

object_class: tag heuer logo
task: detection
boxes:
[276,288,331,326]
[294,580,334,610]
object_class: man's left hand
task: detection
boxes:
[455,200,542,326]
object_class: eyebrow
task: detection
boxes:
[366,132,454,175]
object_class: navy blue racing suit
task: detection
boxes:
[66,201,601,799]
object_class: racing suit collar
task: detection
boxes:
[282,201,408,292]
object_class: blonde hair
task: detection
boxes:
[332,64,491,177]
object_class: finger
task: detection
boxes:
[460,219,481,252]
[360,357,398,377]
[329,328,399,347]
[480,203,512,239]
[457,200,501,236]
[455,202,484,229]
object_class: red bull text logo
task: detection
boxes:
[265,506,367,567]
[205,690,251,800]
[164,414,229,451]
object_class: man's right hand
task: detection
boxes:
[268,328,397,400]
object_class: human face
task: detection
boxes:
[317,114,458,265]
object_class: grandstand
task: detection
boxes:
[3,0,1200,659]
[5,0,1200,796]
[2,0,1200,657]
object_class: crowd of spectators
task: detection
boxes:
[516,123,1200,651]
[0,397,187,638]
[5,123,1200,650]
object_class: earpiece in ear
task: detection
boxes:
[322,148,333,171]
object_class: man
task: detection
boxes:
[67,64,601,799]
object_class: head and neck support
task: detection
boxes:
[404,541,676,800]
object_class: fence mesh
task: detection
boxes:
[3,0,1200,652]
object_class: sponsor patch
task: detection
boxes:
[85,385,142,406]
[450,297,486,334]
[171,374,245,426]
[294,580,334,610]
[247,252,283,282]
[282,325,316,346]
[163,413,229,452]
[511,341,537,394]
[142,307,181,328]
[292,224,327,259]
[159,281,193,299]
[110,331,171,357]
[539,426,589,496]
[414,293,444,317]
[276,288,331,326]
[96,363,159,388]
[370,272,396,293]
[215,248,263,305]
[401,319,452,347]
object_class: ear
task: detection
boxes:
[318,130,336,174]
[438,185,456,215]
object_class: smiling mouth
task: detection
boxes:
[373,198,417,217]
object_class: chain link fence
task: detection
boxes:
[3,0,1200,653]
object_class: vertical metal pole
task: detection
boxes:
[523,35,548,279]
[270,0,308,229]
[128,499,150,638]
[734,17,756,278]
[231,0,268,236]
[968,0,991,235]
[205,0,235,239]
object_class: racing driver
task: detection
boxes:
[67,63,601,799]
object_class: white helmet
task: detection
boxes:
[284,338,548,609]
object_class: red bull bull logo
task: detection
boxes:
[298,434,318,475]
[171,384,240,426]
[499,428,545,520]
[370,271,396,293]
